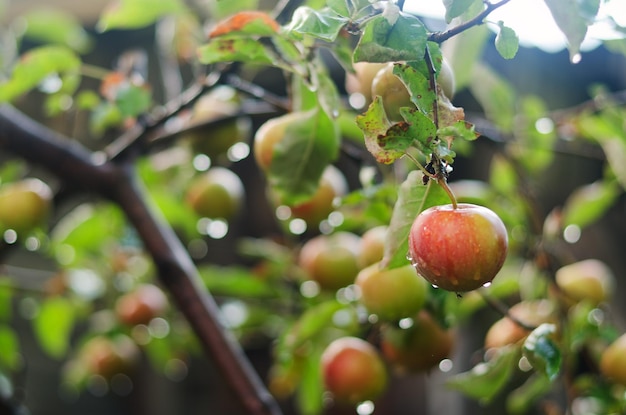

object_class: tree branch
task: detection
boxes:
[0,105,282,415]
[428,0,513,44]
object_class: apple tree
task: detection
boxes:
[0,0,625,414]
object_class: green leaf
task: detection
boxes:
[523,323,562,382]
[20,8,93,52]
[284,7,349,42]
[0,45,81,102]
[353,12,428,63]
[447,345,520,403]
[495,22,519,59]
[543,0,594,60]
[115,83,152,118]
[97,0,185,31]
[283,301,352,351]
[198,265,278,298]
[443,0,479,23]
[382,172,450,269]
[506,373,552,415]
[0,325,20,370]
[208,0,259,20]
[438,120,479,142]
[0,278,13,321]
[562,180,620,229]
[442,25,489,90]
[33,297,75,359]
[269,108,340,204]
[393,62,435,116]
[296,346,324,415]
[197,38,277,65]
[600,138,626,191]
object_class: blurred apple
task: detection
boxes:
[0,178,52,235]
[484,299,555,349]
[555,259,615,305]
[358,225,387,268]
[185,167,244,220]
[115,283,169,326]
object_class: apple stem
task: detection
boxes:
[437,178,458,209]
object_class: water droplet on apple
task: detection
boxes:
[431,284,439,289]
[356,400,375,415]
[482,281,492,288]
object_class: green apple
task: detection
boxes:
[358,225,387,268]
[185,167,244,220]
[600,333,626,386]
[0,178,52,235]
[355,262,427,321]
[555,259,615,305]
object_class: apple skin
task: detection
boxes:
[484,299,555,349]
[345,61,387,106]
[115,283,169,326]
[380,310,454,373]
[370,62,414,121]
[355,262,427,321]
[185,167,244,220]
[358,225,387,268]
[408,203,508,292]
[321,336,388,404]
[0,178,52,235]
[282,165,348,228]
[253,111,308,171]
[298,232,361,290]
[600,333,626,386]
[438,57,456,99]
[80,334,140,379]
[555,259,615,305]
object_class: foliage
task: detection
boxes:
[0,0,625,414]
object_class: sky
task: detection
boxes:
[405,0,626,53]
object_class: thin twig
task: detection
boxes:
[479,290,538,331]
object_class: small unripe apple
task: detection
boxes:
[0,178,52,235]
[380,310,454,373]
[345,61,387,106]
[484,299,555,349]
[185,86,251,158]
[185,167,244,220]
[408,203,508,292]
[279,165,348,228]
[358,225,387,268]
[321,336,388,404]
[298,232,361,290]
[370,62,414,121]
[355,262,427,321]
[600,333,626,386]
[438,57,456,99]
[253,111,309,171]
[555,259,615,305]
[115,283,169,326]
[80,334,140,379]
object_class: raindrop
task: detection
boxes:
[571,53,582,64]
[398,318,414,329]
[482,281,492,288]
[431,284,439,289]
[356,400,375,415]
[439,359,453,373]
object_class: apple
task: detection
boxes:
[185,85,251,159]
[438,56,456,99]
[355,262,427,321]
[408,203,508,292]
[298,232,361,290]
[253,111,309,171]
[358,225,387,268]
[0,178,52,235]
[185,167,244,220]
[345,61,387,106]
[380,310,454,373]
[321,336,388,404]
[115,283,169,326]
[80,334,140,379]
[600,333,626,386]
[555,259,615,305]
[484,299,555,349]
[370,62,414,121]
[277,165,348,228]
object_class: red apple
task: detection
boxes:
[80,334,140,379]
[115,283,169,326]
[355,262,427,321]
[298,232,361,290]
[321,336,388,403]
[408,203,508,292]
[380,310,454,373]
